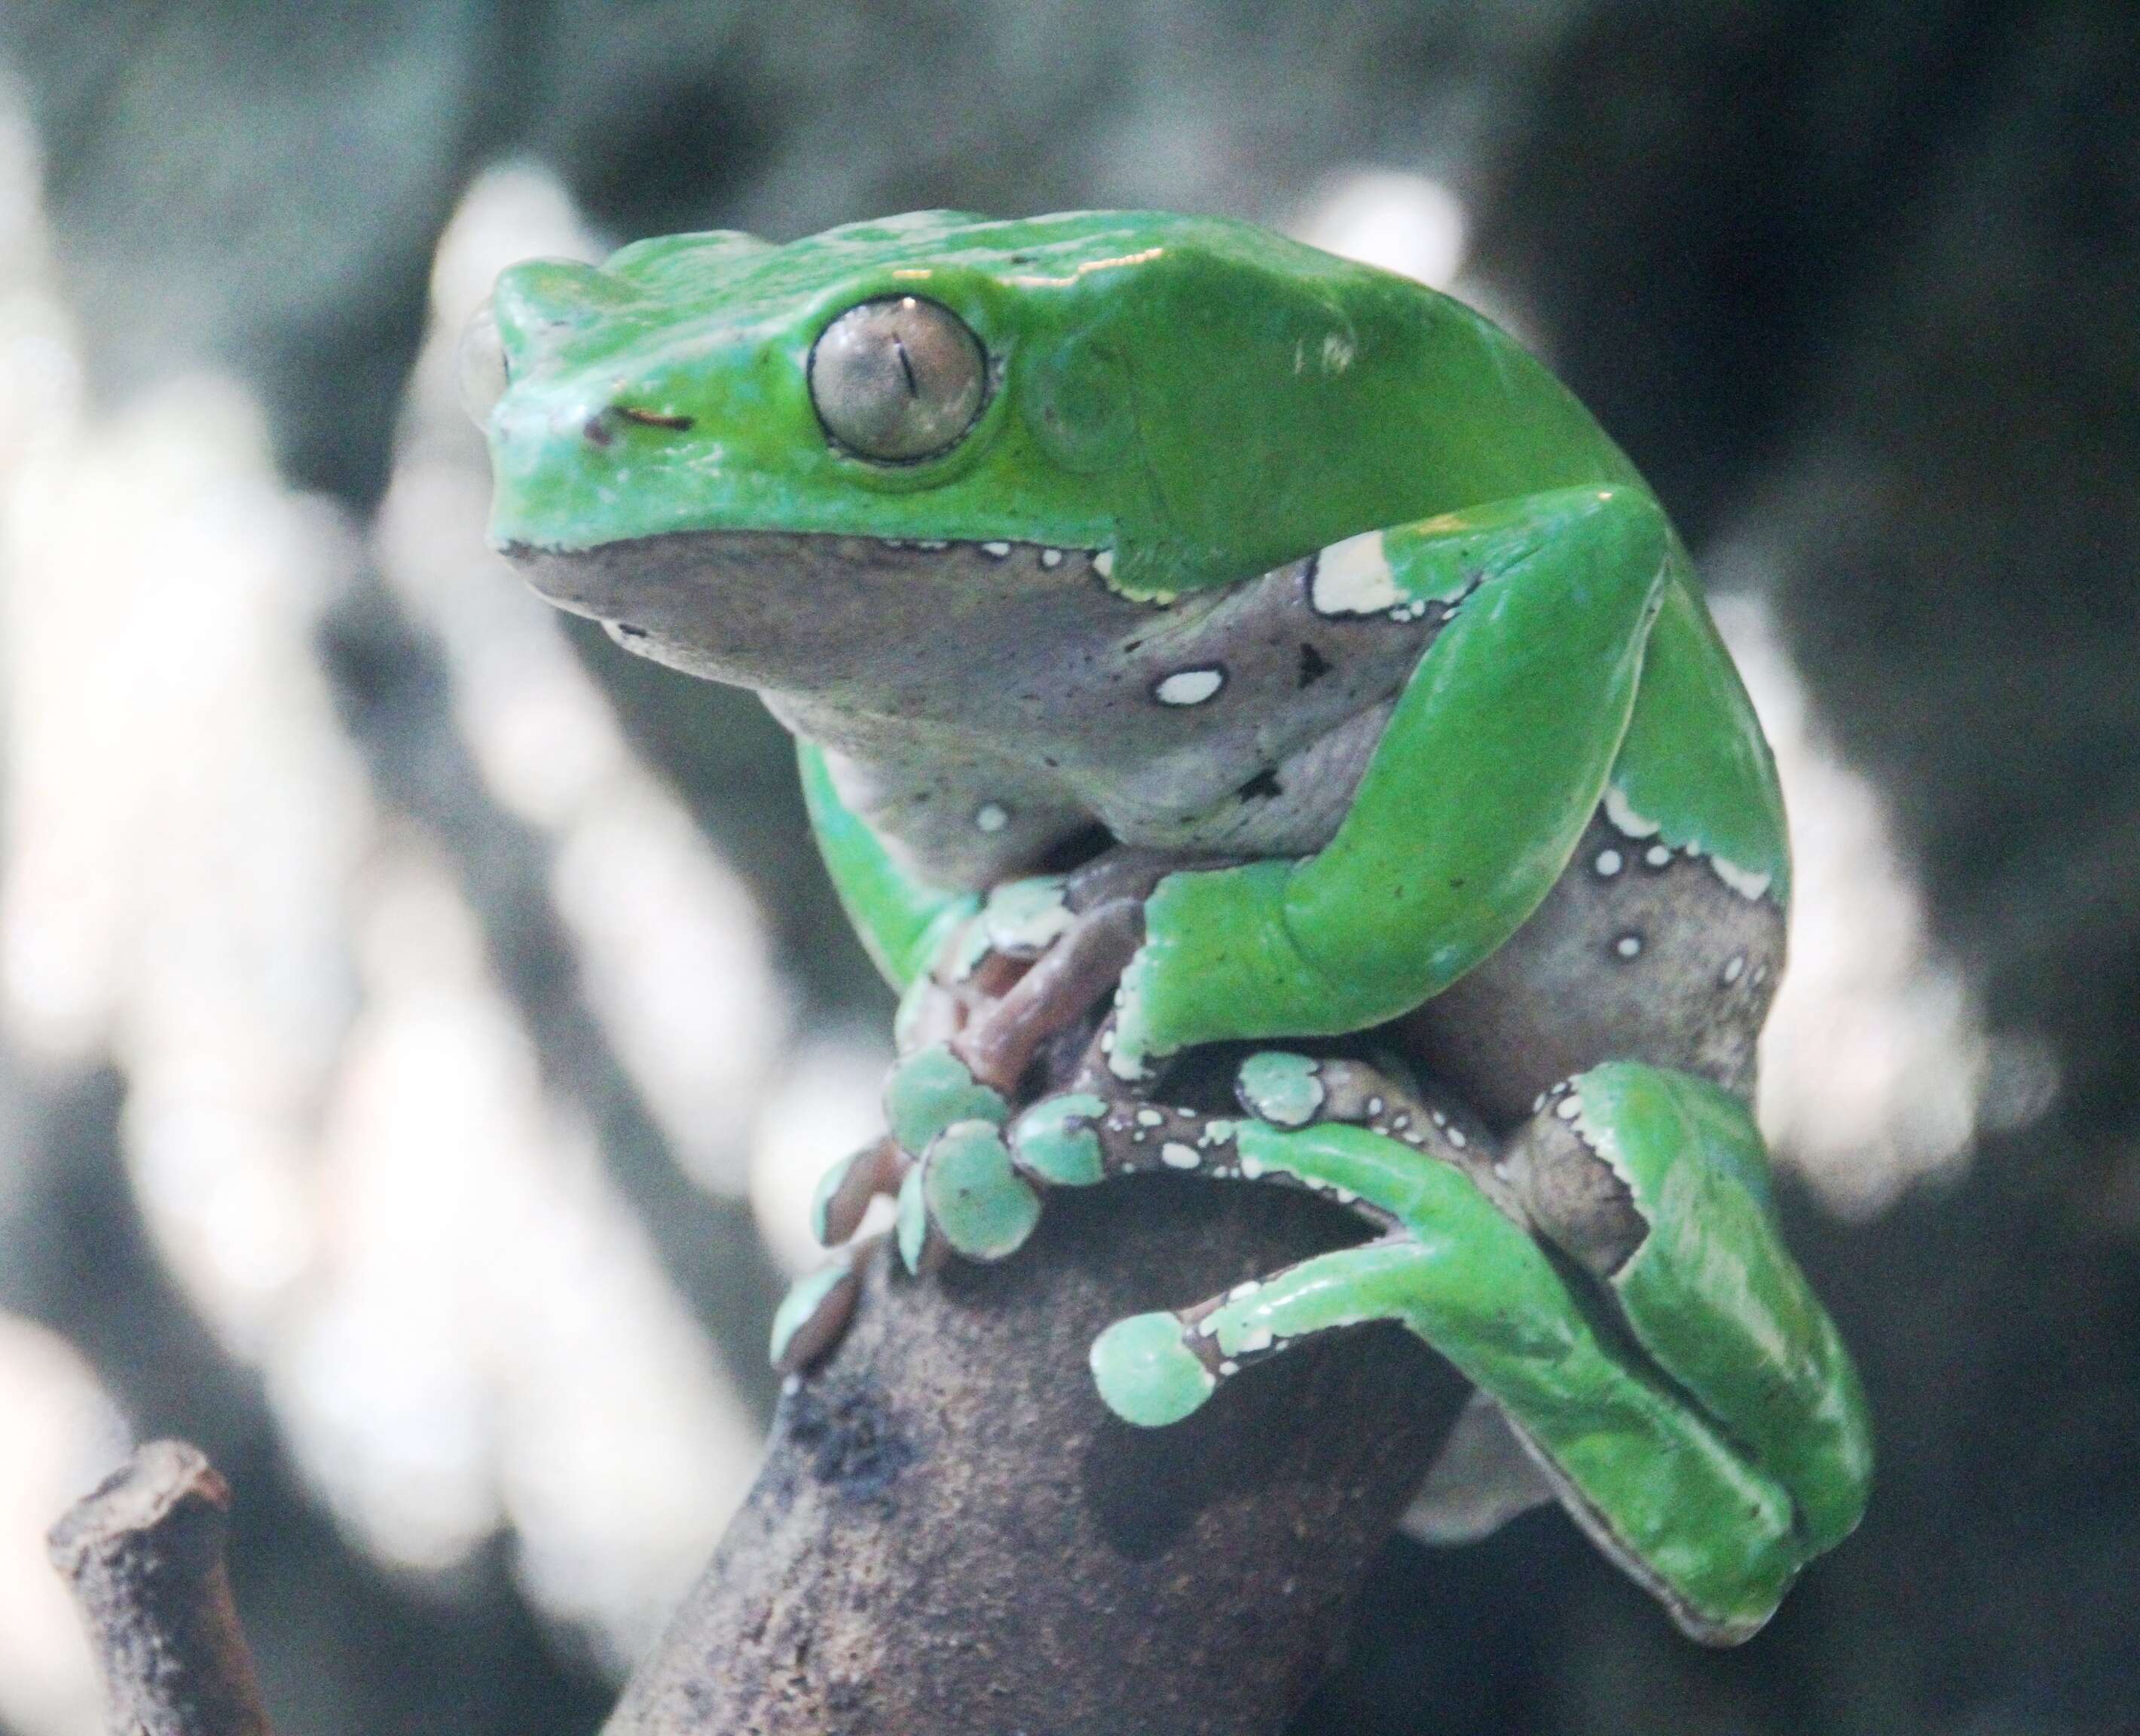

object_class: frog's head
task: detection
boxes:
[474,208,1576,689]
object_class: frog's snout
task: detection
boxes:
[491,258,633,356]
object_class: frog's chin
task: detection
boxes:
[500,527,1124,692]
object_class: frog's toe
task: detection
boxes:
[919,1118,1042,1262]
[769,1255,861,1374]
[1233,1050,1328,1126]
[884,1042,1009,1158]
[1006,1091,1111,1187]
[1090,1311,1218,1426]
[811,1135,903,1246]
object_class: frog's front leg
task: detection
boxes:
[1107,483,1672,1081]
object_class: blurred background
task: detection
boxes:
[0,3,2131,1732]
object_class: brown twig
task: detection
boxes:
[609,1179,1466,1735]
[47,1440,274,1736]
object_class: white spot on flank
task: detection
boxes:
[1161,1142,1201,1169]
[1447,1127,1467,1148]
[1154,667,1225,706]
[981,540,1011,558]
[1616,934,1643,958]
[1710,856,1775,901]
[1723,954,1747,985]
[916,539,948,551]
[1229,1282,1259,1300]
[1309,530,1405,616]
[974,802,1009,833]
[1603,784,1662,839]
[1219,1359,1240,1376]
[1041,547,1064,568]
[1136,1109,1164,1127]
[1091,548,1115,579]
[1555,1095,1582,1120]
[1644,844,1673,868]
[1594,848,1624,876]
[1235,1326,1276,1354]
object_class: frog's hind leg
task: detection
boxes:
[1506,1062,1872,1554]
[1080,1098,1805,1641]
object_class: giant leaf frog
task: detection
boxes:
[467,209,1871,1643]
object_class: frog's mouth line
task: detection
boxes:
[499,529,1143,693]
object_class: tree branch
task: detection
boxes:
[47,1440,274,1736]
[609,1177,1469,1736]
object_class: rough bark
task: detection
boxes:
[47,1440,275,1736]
[609,1178,1469,1736]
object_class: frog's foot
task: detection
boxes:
[957,894,1144,1094]
[912,860,1172,1102]
[1035,1056,1815,1642]
[1505,1062,1874,1555]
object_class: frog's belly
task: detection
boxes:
[1401,808,1786,1127]
[792,702,1388,891]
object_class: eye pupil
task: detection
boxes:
[809,297,986,462]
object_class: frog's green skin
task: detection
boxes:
[480,209,1869,1644]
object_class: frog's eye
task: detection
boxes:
[809,297,987,463]
[457,298,509,427]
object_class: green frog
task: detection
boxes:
[467,208,1869,1644]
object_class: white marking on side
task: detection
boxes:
[1309,529,1405,616]
[974,802,1009,833]
[1644,844,1673,868]
[1594,848,1624,877]
[1092,548,1115,579]
[1603,784,1663,839]
[1616,934,1643,958]
[1723,954,1747,985]
[1136,1108,1164,1127]
[1161,1142,1201,1169]
[1040,547,1065,568]
[1154,667,1225,707]
[981,540,1012,557]
[1710,856,1775,900]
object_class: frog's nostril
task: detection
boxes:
[614,406,696,431]
[584,405,696,447]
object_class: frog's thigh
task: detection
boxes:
[1509,1063,1872,1555]
[1405,808,1784,1124]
